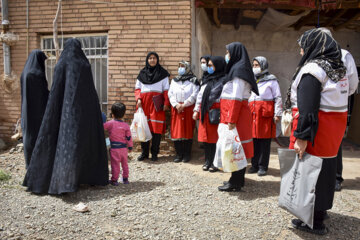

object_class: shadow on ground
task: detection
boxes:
[225,178,280,200]
[290,212,360,239]
[58,181,165,204]
[342,177,360,191]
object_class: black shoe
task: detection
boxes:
[248,166,258,174]
[335,181,342,191]
[291,219,328,235]
[151,155,158,161]
[182,156,190,163]
[202,164,210,171]
[137,154,148,161]
[218,182,241,192]
[173,155,182,163]
[324,211,330,220]
[257,169,267,176]
[209,165,219,172]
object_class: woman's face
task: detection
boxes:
[225,50,230,60]
[300,48,304,56]
[148,54,158,67]
[179,63,186,68]
[200,58,207,65]
[208,60,215,71]
[252,60,260,68]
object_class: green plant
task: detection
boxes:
[0,169,11,181]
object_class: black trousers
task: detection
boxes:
[315,157,337,212]
[204,142,216,166]
[251,138,272,171]
[173,139,193,159]
[229,168,246,187]
[336,142,343,183]
[140,133,162,157]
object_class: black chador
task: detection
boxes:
[20,50,49,168]
[23,39,108,194]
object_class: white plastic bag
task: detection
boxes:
[213,123,247,172]
[281,109,293,137]
[130,108,152,142]
[278,150,323,229]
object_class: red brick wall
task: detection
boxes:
[0,0,191,142]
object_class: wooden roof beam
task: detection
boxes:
[334,12,360,31]
[293,10,317,30]
[324,9,347,27]
[234,10,243,30]
[213,7,221,28]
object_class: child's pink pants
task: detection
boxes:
[110,148,129,181]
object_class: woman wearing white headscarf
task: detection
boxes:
[248,56,282,176]
[168,61,199,163]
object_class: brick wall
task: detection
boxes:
[0,0,192,144]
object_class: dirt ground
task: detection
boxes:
[0,140,359,240]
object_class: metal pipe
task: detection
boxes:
[26,0,29,57]
[1,0,11,76]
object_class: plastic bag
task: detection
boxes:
[278,150,323,229]
[281,109,293,137]
[213,123,247,172]
[130,108,152,142]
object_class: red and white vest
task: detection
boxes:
[290,63,348,158]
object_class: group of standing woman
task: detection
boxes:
[133,41,282,192]
[135,28,350,236]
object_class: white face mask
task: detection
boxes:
[201,63,207,71]
[252,67,261,75]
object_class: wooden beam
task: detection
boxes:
[293,10,317,30]
[234,10,242,30]
[324,9,347,27]
[197,0,359,9]
[198,1,313,10]
[213,7,221,28]
[334,12,360,31]
[289,10,304,16]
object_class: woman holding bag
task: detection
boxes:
[135,52,170,161]
[193,56,226,172]
[289,28,348,235]
[168,61,199,163]
[217,42,259,192]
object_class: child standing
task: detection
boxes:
[104,103,133,185]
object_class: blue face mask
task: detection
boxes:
[207,66,214,74]
[178,67,186,76]
[225,54,230,64]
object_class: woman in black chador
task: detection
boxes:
[20,50,49,168]
[23,39,109,194]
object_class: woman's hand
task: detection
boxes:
[176,104,185,113]
[193,112,199,120]
[228,123,236,130]
[294,139,307,159]
[163,105,170,111]
[137,99,142,108]
[274,116,280,123]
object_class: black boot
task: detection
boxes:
[202,143,210,171]
[182,140,192,163]
[173,140,184,163]
[151,133,161,162]
[138,141,149,161]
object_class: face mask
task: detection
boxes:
[178,67,186,76]
[201,63,207,71]
[207,66,215,74]
[225,54,230,64]
[252,67,261,75]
